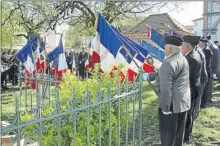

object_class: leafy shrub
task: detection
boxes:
[23,64,135,145]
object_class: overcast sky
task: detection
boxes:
[163,1,204,26]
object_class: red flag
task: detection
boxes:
[147,28,151,38]
[127,68,138,83]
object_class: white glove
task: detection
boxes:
[213,74,217,79]
[162,111,172,115]
[143,73,149,81]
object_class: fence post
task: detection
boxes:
[138,67,143,146]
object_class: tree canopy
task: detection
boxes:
[1,1,186,48]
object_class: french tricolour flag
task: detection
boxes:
[16,37,38,89]
[141,40,163,70]
[148,28,165,50]
[96,14,122,72]
[38,40,47,73]
[47,38,68,81]
[16,41,36,73]
[141,40,165,61]
[126,37,156,74]
[112,26,139,82]
[113,27,156,81]
[33,39,47,73]
[90,32,101,71]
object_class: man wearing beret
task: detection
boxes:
[198,37,213,107]
[143,36,190,146]
[207,36,219,84]
[182,35,202,143]
[194,38,208,118]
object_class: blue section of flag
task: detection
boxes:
[151,29,165,50]
[126,37,149,57]
[141,40,165,62]
[29,36,38,52]
[39,40,45,53]
[47,39,63,63]
[97,14,122,57]
[16,42,35,64]
[119,47,133,64]
[112,28,136,57]
[112,26,149,63]
[52,57,59,68]
[136,54,145,63]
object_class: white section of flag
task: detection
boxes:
[100,43,115,72]
[24,56,35,73]
[129,58,142,74]
[115,47,129,71]
[58,53,68,71]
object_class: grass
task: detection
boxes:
[140,81,220,146]
[1,82,220,145]
[1,84,56,122]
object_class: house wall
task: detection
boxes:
[193,19,203,36]
[208,1,220,41]
[194,1,220,41]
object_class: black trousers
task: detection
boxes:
[194,83,205,117]
[184,98,196,141]
[158,108,187,146]
[201,78,213,108]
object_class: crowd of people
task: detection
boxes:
[65,48,92,80]
[1,50,20,90]
[143,35,220,146]
[1,47,92,90]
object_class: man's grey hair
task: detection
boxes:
[165,44,181,52]
[182,42,195,49]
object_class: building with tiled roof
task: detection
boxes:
[124,13,194,48]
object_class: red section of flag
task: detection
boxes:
[52,68,67,81]
[142,63,155,73]
[147,28,151,38]
[91,51,100,70]
[127,69,138,83]
[110,66,125,83]
[36,58,47,74]
[26,70,36,89]
[51,68,68,89]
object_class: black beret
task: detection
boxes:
[207,36,211,40]
[165,36,183,46]
[214,41,219,43]
[200,37,208,42]
[183,35,199,47]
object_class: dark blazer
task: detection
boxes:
[78,51,88,65]
[209,44,219,74]
[202,46,213,78]
[185,50,202,100]
[196,47,208,84]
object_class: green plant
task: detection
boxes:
[22,64,134,145]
